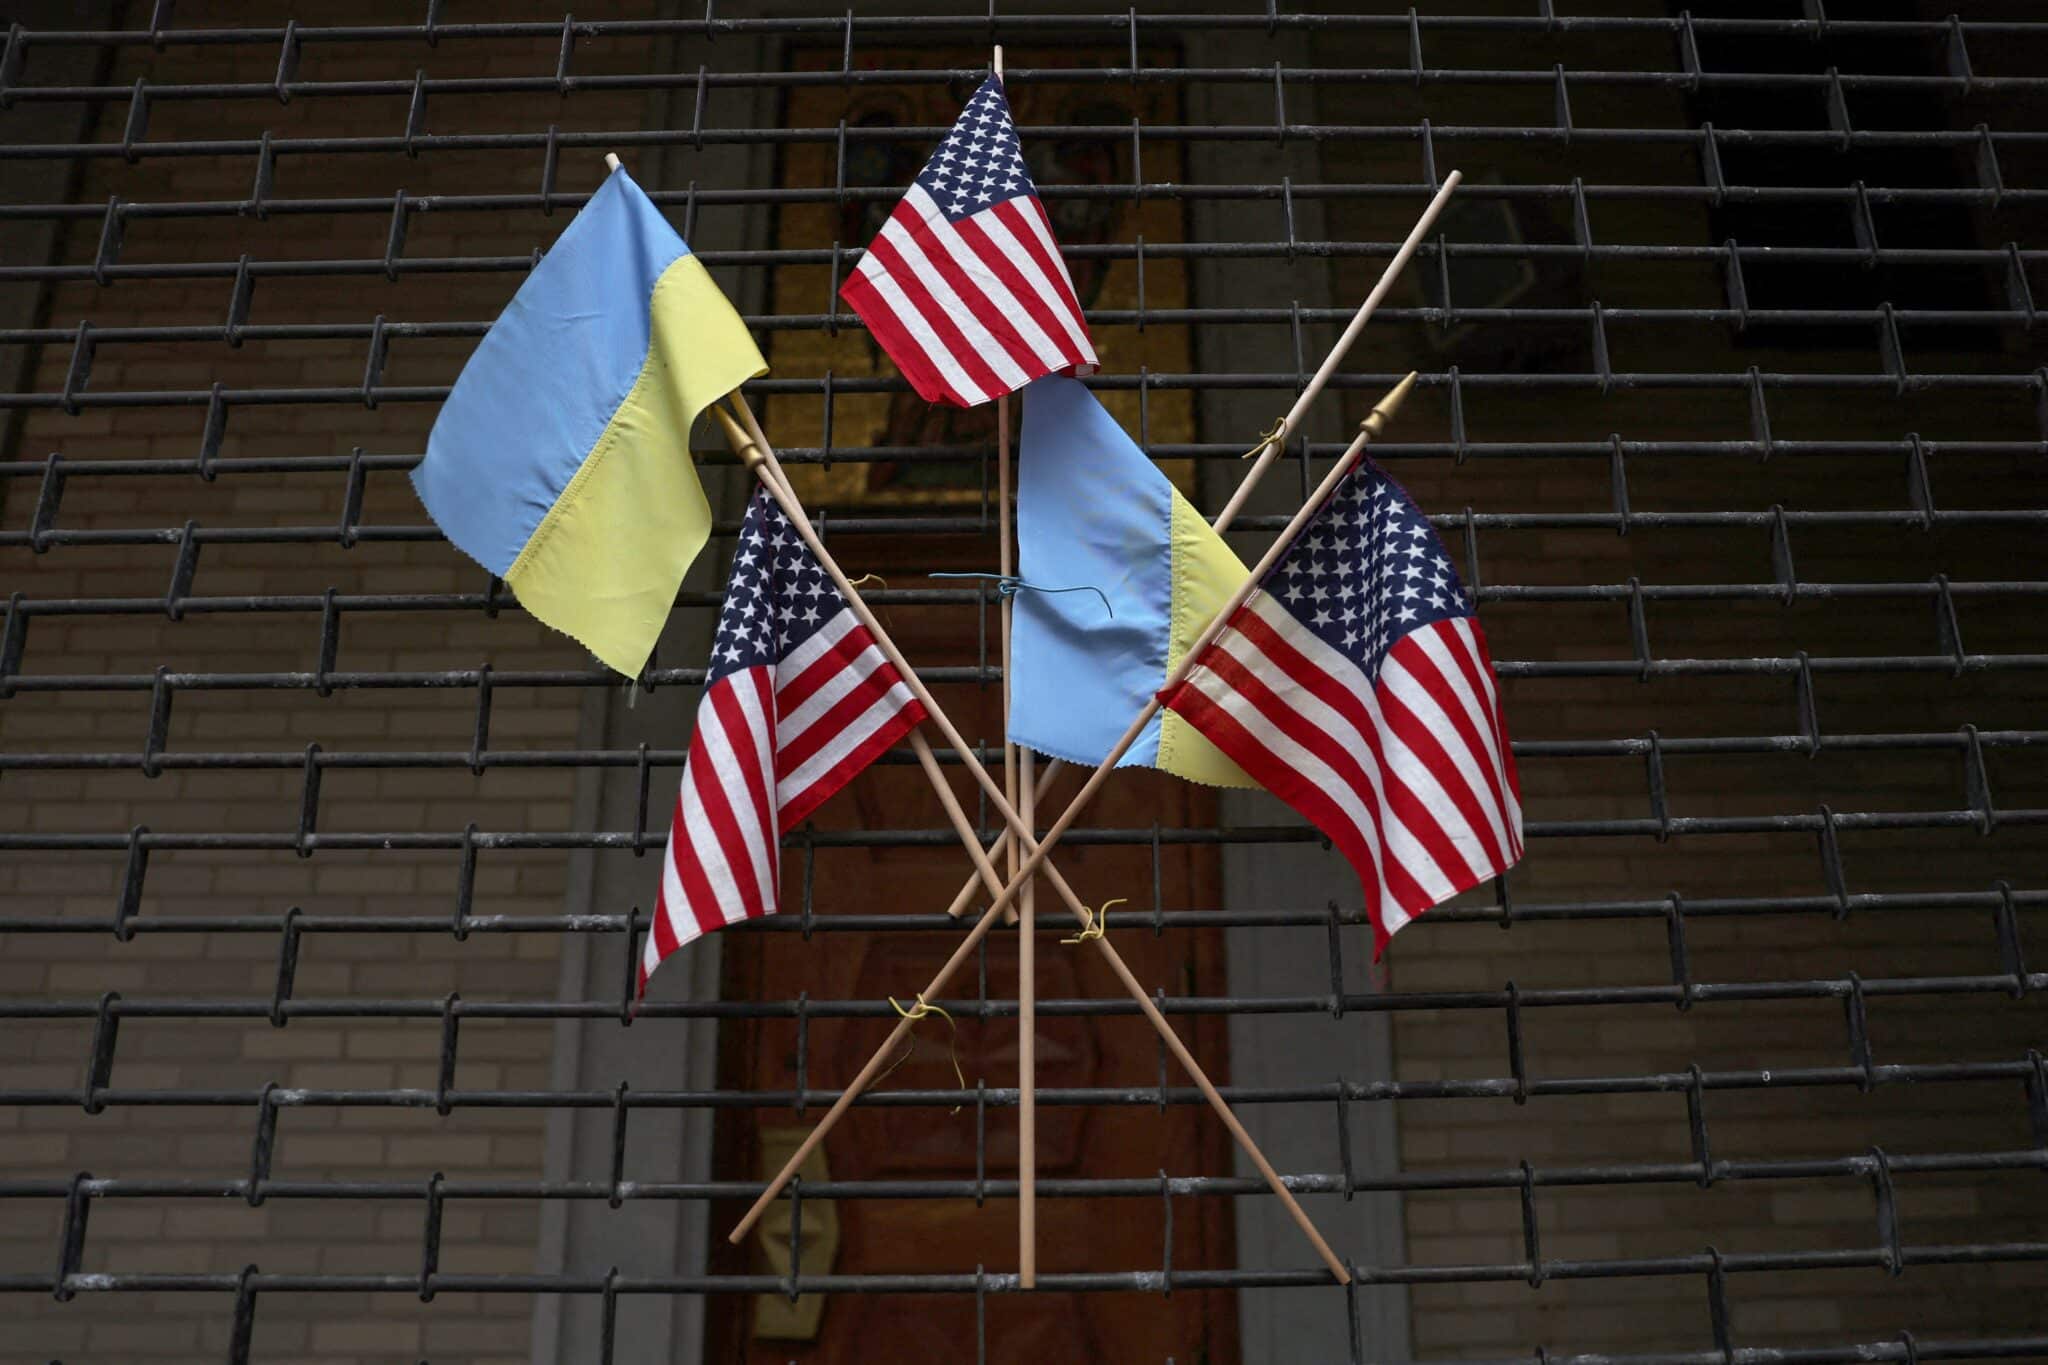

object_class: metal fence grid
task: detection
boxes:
[2,5,2047,1364]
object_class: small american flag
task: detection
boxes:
[840,75,1097,408]
[643,486,926,991]
[1160,459,1523,954]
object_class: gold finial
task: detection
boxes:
[710,401,767,471]
[1359,371,1419,441]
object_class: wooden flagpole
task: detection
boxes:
[993,41,1032,1270]
[992,40,1035,1286]
[935,170,1466,922]
[999,406,1018,888]
[997,392,1039,1287]
[1017,742,1037,1279]
[1214,170,1460,530]
[713,396,1357,1283]
[991,411,1041,1289]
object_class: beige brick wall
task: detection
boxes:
[0,6,648,1359]
[1313,14,2048,1360]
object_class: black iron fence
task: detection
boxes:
[2,6,2046,1364]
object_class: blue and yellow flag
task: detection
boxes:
[1008,376,1258,789]
[413,168,766,677]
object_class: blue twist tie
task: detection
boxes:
[928,572,1113,620]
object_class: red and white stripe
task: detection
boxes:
[1162,593,1523,955]
[642,609,924,990]
[841,184,1097,408]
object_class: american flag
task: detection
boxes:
[839,75,1097,408]
[1159,459,1523,954]
[643,486,927,991]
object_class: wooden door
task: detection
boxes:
[704,532,1240,1364]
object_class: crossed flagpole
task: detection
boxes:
[710,390,1404,1286]
[714,372,1424,1278]
[635,144,1462,1286]
[948,168,1464,1284]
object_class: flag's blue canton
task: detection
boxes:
[913,76,1036,223]
[1265,460,1475,680]
[708,487,844,685]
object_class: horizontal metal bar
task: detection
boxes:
[12,12,2048,49]
[6,121,2048,167]
[1,885,2040,938]
[0,807,2042,853]
[5,121,2048,176]
[9,972,2046,1027]
[1,727,2042,775]
[11,1058,2043,1111]
[3,1234,2046,1296]
[5,244,2039,290]
[7,366,2046,411]
[0,578,2039,626]
[6,654,2044,700]
[8,1048,2039,1105]
[5,303,2047,351]
[8,507,2048,555]
[4,1145,2044,1205]
[5,64,2045,117]
[5,437,2044,483]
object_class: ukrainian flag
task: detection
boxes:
[413,167,766,677]
[1008,376,1258,789]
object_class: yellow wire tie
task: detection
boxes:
[1062,897,1126,946]
[885,992,966,1114]
[1241,417,1287,460]
[843,572,894,630]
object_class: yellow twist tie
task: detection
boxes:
[885,992,966,1114]
[844,573,895,630]
[1241,417,1287,460]
[1062,897,1126,946]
